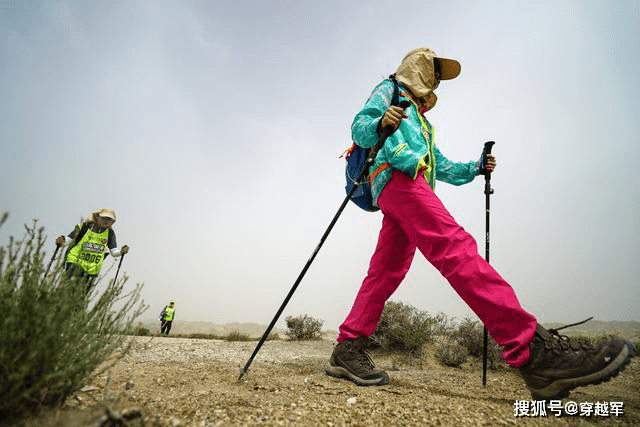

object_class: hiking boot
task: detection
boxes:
[519,322,636,400]
[325,336,389,386]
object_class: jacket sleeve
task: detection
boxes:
[352,80,427,177]
[351,80,395,149]
[433,144,480,186]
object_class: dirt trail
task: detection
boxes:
[14,336,640,426]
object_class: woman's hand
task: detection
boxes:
[381,106,407,131]
[484,154,497,173]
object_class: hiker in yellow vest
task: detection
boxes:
[160,301,176,335]
[55,208,129,292]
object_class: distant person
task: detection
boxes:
[325,47,636,400]
[55,208,129,293]
[160,301,176,335]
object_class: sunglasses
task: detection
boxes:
[434,60,442,81]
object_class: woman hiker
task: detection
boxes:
[325,47,635,400]
[55,208,129,293]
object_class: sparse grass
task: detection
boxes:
[148,331,281,341]
[132,325,152,336]
[285,314,324,341]
[223,331,252,341]
[177,333,218,340]
[0,214,146,419]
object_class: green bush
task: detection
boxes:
[0,215,146,418]
[285,314,324,340]
[370,301,453,355]
[453,317,503,369]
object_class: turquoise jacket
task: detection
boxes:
[352,79,480,207]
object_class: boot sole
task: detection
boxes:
[528,341,636,400]
[324,365,389,386]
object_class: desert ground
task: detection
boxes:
[9,324,639,427]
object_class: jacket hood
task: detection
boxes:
[395,48,460,113]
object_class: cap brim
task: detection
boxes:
[97,209,116,220]
[435,57,461,80]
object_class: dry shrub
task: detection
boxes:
[453,317,503,369]
[0,215,146,419]
[285,314,324,340]
[436,339,468,367]
[370,301,454,356]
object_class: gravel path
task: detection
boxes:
[38,336,639,427]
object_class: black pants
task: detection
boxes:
[161,320,173,335]
[65,263,97,294]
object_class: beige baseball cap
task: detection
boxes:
[97,208,116,221]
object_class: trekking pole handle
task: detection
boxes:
[482,141,495,195]
[481,141,495,174]
[368,100,411,164]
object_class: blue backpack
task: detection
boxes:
[344,76,400,212]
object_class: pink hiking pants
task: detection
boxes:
[338,170,537,367]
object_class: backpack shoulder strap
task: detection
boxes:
[75,222,90,245]
[388,74,400,107]
[64,222,90,260]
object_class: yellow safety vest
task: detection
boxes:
[164,307,175,321]
[66,224,109,275]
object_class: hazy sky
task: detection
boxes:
[2,1,639,331]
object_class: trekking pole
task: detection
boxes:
[481,140,495,387]
[43,243,61,280]
[238,101,410,381]
[113,253,125,285]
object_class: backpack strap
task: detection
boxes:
[75,222,90,245]
[388,74,400,107]
[64,222,90,260]
[375,75,400,138]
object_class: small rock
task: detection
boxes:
[80,385,99,393]
[347,397,357,406]
[125,381,135,390]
